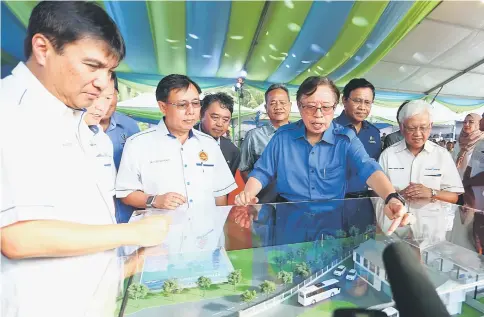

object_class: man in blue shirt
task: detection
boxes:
[100,73,140,223]
[335,78,381,198]
[235,76,409,233]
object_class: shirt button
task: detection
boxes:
[184,164,187,168]
[311,152,315,155]
[189,199,193,203]
[311,187,315,190]
[187,182,190,185]
[311,169,315,173]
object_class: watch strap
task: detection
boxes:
[385,192,405,206]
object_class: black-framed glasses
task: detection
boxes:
[348,97,372,107]
[167,99,201,110]
[403,124,431,134]
[299,102,336,115]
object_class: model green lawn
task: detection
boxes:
[116,233,364,315]
[116,248,254,315]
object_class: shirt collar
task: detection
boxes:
[13,62,75,118]
[106,112,118,132]
[291,120,335,145]
[197,122,220,145]
[157,117,195,139]
[336,111,369,129]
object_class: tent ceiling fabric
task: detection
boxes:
[3,0,484,105]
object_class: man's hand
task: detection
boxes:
[132,215,171,247]
[154,192,186,210]
[384,199,412,235]
[235,191,259,206]
[401,182,432,200]
[230,206,259,229]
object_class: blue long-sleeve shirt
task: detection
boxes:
[249,120,382,201]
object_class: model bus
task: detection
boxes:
[298,278,341,306]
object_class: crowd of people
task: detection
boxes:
[0,1,482,316]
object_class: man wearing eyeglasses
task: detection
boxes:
[116,75,237,212]
[335,78,381,199]
[236,76,411,234]
[379,100,463,203]
[239,84,291,203]
[194,92,240,176]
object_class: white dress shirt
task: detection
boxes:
[0,63,119,317]
[84,123,116,201]
[379,140,463,193]
[116,119,237,208]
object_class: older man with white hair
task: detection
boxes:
[379,100,463,203]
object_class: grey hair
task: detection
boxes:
[397,100,433,123]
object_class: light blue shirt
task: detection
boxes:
[105,111,140,223]
[249,120,382,201]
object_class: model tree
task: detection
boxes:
[286,251,295,270]
[349,226,360,247]
[227,269,242,291]
[127,283,149,300]
[241,289,257,306]
[274,256,285,270]
[197,276,212,297]
[297,248,307,262]
[295,262,311,279]
[162,279,181,295]
[260,280,276,298]
[277,270,293,287]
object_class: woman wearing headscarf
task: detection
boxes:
[454,113,484,179]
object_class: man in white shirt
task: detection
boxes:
[116,74,237,212]
[463,113,484,210]
[83,75,117,205]
[379,100,463,203]
[0,2,169,316]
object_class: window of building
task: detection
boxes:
[370,262,375,273]
[363,258,368,268]
[355,253,360,263]
[376,266,380,276]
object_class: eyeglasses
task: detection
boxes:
[403,124,431,134]
[348,97,372,107]
[299,102,336,115]
[268,100,289,109]
[166,99,201,110]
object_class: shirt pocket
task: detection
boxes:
[317,164,346,196]
[143,158,174,189]
[422,169,442,190]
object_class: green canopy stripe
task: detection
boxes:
[217,1,265,79]
[146,1,186,75]
[335,1,440,86]
[4,1,38,27]
[245,1,313,81]
[291,1,389,84]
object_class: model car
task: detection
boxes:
[333,265,346,276]
[346,268,357,280]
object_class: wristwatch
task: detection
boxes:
[146,195,156,209]
[384,192,405,206]
[431,188,437,198]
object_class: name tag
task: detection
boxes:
[388,167,404,170]
[150,159,170,164]
[196,163,214,167]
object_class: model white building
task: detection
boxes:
[353,239,484,315]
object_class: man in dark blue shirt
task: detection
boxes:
[235,76,409,233]
[335,78,381,198]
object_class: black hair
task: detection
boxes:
[396,100,411,124]
[201,92,234,117]
[342,78,375,100]
[25,1,125,60]
[265,83,290,104]
[296,76,340,104]
[111,71,118,91]
[155,74,202,102]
